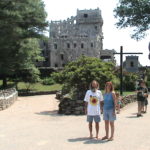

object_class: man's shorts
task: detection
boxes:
[103,109,116,121]
[87,115,101,123]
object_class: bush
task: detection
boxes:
[42,77,55,85]
[52,56,118,99]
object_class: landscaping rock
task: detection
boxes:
[58,93,137,115]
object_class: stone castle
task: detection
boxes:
[38,8,115,68]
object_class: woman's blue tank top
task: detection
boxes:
[103,93,114,110]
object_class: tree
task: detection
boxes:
[114,0,150,40]
[123,72,138,91]
[0,0,48,88]
[52,56,118,99]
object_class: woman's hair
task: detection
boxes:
[89,80,99,90]
[105,82,114,93]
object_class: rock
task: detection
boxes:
[74,111,81,115]
[75,106,83,111]
[65,110,71,115]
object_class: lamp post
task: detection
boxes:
[114,46,143,95]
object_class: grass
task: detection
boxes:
[18,82,62,92]
[0,80,62,92]
[0,80,135,95]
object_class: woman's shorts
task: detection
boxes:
[103,109,116,121]
[87,115,101,123]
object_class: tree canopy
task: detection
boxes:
[114,0,150,40]
[0,0,48,87]
[52,56,118,99]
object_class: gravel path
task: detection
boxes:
[0,94,150,150]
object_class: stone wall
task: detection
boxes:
[58,94,137,115]
[0,88,18,111]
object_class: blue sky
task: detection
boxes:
[43,0,150,66]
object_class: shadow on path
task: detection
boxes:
[35,110,63,117]
[68,137,109,144]
[126,112,138,119]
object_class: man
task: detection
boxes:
[84,80,103,139]
[137,80,148,117]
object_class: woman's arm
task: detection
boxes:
[112,92,117,114]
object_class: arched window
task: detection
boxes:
[74,43,77,48]
[67,43,70,48]
[54,44,57,49]
[81,43,84,49]
[60,54,64,60]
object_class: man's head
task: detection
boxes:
[90,80,99,92]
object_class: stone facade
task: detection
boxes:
[124,56,139,72]
[100,49,116,62]
[49,8,103,68]
[0,88,18,111]
[38,8,115,68]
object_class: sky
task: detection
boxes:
[43,0,150,66]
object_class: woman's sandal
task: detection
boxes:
[108,137,114,141]
[102,136,108,140]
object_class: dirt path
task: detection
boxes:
[0,95,150,150]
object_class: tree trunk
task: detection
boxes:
[2,76,7,88]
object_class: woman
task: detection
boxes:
[102,82,116,141]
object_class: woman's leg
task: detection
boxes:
[102,120,109,140]
[109,121,115,140]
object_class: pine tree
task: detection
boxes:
[0,0,48,88]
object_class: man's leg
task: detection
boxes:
[95,122,99,139]
[137,101,142,116]
[87,116,93,138]
[89,122,93,138]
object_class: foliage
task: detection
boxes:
[114,0,150,40]
[52,56,118,99]
[42,77,55,85]
[123,72,138,91]
[0,0,48,87]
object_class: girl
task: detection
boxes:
[102,82,116,141]
[116,92,122,114]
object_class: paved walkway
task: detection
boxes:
[0,95,150,150]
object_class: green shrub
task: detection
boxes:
[42,77,55,85]
[52,56,118,99]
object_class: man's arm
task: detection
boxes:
[84,102,88,115]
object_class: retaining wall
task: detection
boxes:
[0,88,18,111]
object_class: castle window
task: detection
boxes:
[130,61,134,67]
[95,26,98,30]
[91,43,94,48]
[60,54,64,60]
[54,44,57,49]
[55,64,58,67]
[74,43,77,48]
[84,14,88,18]
[67,43,70,48]
[81,43,84,49]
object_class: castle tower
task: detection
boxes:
[49,8,104,68]
[124,56,139,72]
